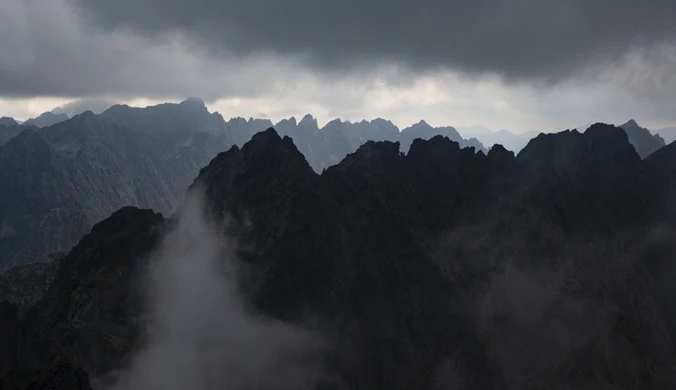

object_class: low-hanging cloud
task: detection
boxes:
[2,0,676,130]
[108,190,332,390]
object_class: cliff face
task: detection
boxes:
[3,124,676,389]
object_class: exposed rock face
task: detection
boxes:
[3,123,676,389]
[620,119,666,158]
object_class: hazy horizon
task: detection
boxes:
[2,0,676,133]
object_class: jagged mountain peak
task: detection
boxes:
[408,134,461,159]
[276,117,298,127]
[298,113,318,129]
[410,119,432,129]
[619,119,666,158]
[518,124,641,175]
[623,119,640,127]
[487,143,515,162]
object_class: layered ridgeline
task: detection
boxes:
[0,113,179,270]
[0,98,670,273]
[2,124,676,389]
[99,98,488,172]
[0,99,488,269]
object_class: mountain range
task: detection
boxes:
[0,114,676,389]
[0,99,497,270]
[1,99,672,272]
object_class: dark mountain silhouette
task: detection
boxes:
[1,99,487,271]
[24,112,69,129]
[399,120,486,154]
[3,123,676,389]
[619,119,666,158]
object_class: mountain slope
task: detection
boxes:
[39,112,178,219]
[0,129,88,269]
[5,125,676,389]
[0,113,179,269]
[0,124,26,145]
[24,112,69,128]
[100,99,231,192]
[620,119,666,158]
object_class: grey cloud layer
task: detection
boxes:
[0,0,305,99]
[68,0,676,82]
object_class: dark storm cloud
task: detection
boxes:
[0,0,303,99]
[68,0,676,83]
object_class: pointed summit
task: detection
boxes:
[298,114,318,129]
[624,119,639,127]
[620,119,666,158]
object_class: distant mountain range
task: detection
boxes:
[1,97,673,271]
[2,121,676,388]
[457,125,538,153]
[0,98,490,270]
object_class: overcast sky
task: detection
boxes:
[1,0,675,132]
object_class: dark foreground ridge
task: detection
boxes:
[2,124,676,389]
